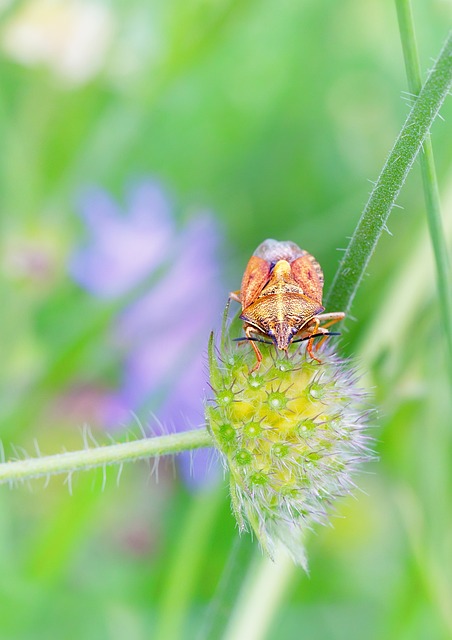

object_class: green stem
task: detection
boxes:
[0,428,213,485]
[326,30,452,315]
[223,547,297,640]
[155,486,225,640]
[199,536,256,640]
[395,1,452,384]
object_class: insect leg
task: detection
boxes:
[245,325,263,373]
[315,312,346,325]
[304,318,322,362]
[229,290,242,303]
[313,312,345,350]
[293,319,331,363]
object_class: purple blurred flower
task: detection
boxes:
[70,179,224,488]
[70,182,174,297]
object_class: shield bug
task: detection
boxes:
[230,239,345,371]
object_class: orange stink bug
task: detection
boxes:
[230,239,345,371]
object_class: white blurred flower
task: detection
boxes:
[1,0,114,84]
[0,1,13,12]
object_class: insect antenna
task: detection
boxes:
[292,332,340,344]
[233,337,273,345]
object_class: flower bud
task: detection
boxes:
[207,332,371,568]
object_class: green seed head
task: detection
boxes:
[267,390,289,411]
[235,449,252,466]
[272,443,290,458]
[207,329,371,569]
[217,389,234,406]
[243,421,263,438]
[218,423,236,444]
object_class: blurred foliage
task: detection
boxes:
[0,0,451,638]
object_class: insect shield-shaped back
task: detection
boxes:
[238,239,325,352]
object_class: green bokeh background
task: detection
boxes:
[0,1,451,638]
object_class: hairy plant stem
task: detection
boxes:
[395,1,452,385]
[326,30,452,316]
[0,428,213,485]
